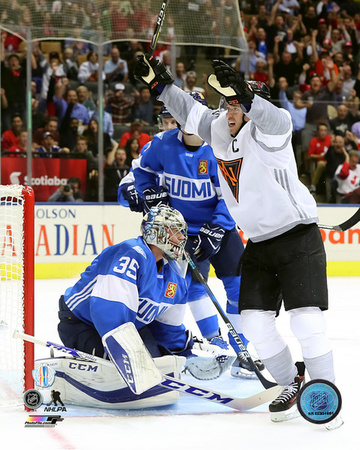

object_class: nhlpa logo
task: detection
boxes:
[33,365,56,388]
[198,160,208,175]
[165,282,177,298]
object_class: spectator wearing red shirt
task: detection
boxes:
[119,121,150,150]
[308,123,332,193]
[7,130,28,157]
[1,113,23,150]
[251,59,269,84]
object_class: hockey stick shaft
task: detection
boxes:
[13,330,280,411]
[318,207,360,231]
[149,0,170,56]
[184,252,277,390]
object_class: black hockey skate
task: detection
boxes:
[230,352,265,379]
[269,361,305,422]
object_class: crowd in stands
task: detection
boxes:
[1,0,360,203]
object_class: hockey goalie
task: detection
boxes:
[35,205,235,409]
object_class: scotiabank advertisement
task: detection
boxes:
[26,204,360,278]
[1,158,87,201]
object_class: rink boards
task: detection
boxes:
[29,204,360,278]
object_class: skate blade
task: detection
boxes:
[271,407,300,423]
[230,367,259,379]
[325,415,344,431]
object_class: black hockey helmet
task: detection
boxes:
[247,81,271,101]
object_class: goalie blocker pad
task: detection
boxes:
[34,355,185,410]
[102,322,162,395]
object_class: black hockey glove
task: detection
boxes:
[143,186,170,213]
[189,223,226,262]
[120,183,145,213]
[208,59,254,106]
[134,53,174,92]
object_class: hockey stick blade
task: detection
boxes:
[13,330,280,411]
[318,207,360,231]
[184,253,277,390]
[149,0,170,56]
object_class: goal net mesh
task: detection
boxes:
[0,0,245,51]
[0,185,27,407]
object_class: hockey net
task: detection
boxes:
[0,185,34,408]
[0,0,245,52]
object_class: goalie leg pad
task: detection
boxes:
[102,322,162,395]
[34,355,185,410]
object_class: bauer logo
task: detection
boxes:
[33,365,56,388]
[23,389,43,410]
[25,415,64,428]
[297,379,342,425]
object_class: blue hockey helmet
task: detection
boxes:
[157,104,179,131]
[189,91,208,106]
[158,104,173,119]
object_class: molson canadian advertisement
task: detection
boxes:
[22,204,360,278]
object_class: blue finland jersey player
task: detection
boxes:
[59,206,189,355]
[133,95,264,378]
[118,106,233,370]
[55,206,234,409]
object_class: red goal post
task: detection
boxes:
[0,185,34,407]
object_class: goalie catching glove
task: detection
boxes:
[134,53,174,92]
[208,59,254,107]
[183,336,236,380]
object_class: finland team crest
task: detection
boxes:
[198,160,208,175]
[165,282,177,298]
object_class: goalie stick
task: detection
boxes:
[149,0,170,56]
[13,330,281,411]
[184,252,277,390]
[318,207,360,231]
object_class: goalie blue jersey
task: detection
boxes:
[64,236,189,352]
[134,129,235,235]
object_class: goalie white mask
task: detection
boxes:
[141,205,188,261]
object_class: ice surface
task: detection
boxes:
[0,277,358,449]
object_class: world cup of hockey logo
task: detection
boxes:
[165,282,177,298]
[198,161,208,175]
[33,365,56,388]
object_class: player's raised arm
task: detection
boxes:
[209,59,292,139]
[134,54,215,145]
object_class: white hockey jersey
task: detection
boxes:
[159,86,318,242]
[335,162,360,195]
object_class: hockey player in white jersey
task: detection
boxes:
[133,55,342,427]
[55,205,234,409]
